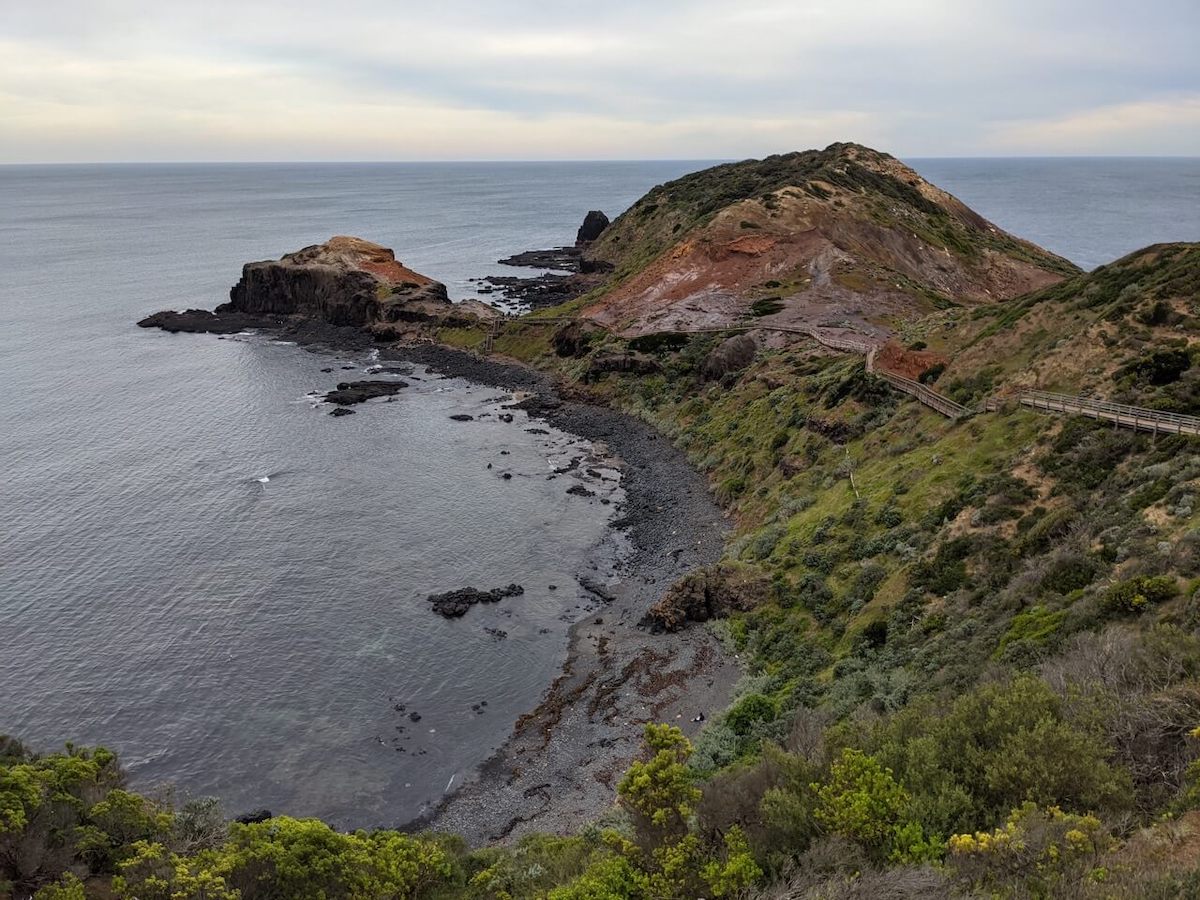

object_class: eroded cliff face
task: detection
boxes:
[227,236,451,327]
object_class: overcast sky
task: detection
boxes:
[2,0,1198,162]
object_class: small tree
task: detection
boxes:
[814,748,908,854]
[617,724,700,850]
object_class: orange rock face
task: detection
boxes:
[872,340,950,380]
[287,236,437,288]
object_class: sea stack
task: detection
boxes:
[227,236,450,326]
[140,236,497,336]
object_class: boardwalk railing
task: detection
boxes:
[1011,391,1200,436]
[874,370,970,419]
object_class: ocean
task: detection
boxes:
[1,157,1197,826]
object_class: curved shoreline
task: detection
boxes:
[142,310,738,841]
[391,344,737,843]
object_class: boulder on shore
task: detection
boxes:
[643,564,768,632]
[701,334,759,380]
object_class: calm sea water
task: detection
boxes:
[1,158,1197,826]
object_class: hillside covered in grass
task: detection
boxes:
[917,242,1200,410]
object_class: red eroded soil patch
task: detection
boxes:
[587,230,827,332]
[726,234,778,255]
[359,258,434,285]
[873,340,948,380]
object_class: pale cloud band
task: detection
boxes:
[1,0,1196,162]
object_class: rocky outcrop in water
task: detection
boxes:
[140,236,497,337]
[136,308,277,334]
[323,380,409,405]
[228,236,448,326]
[474,210,614,308]
[428,584,525,618]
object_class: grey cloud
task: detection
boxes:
[2,0,1197,161]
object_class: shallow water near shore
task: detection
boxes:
[2,330,632,824]
[2,158,1197,826]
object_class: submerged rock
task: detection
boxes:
[323,380,408,405]
[137,308,269,334]
[428,584,525,618]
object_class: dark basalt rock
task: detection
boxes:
[480,234,608,308]
[576,210,610,244]
[449,414,474,422]
[137,308,273,334]
[585,351,661,381]
[642,565,769,632]
[323,380,408,405]
[553,319,605,358]
[566,484,595,498]
[329,407,356,417]
[234,809,273,825]
[428,584,525,618]
[228,237,449,327]
[578,576,616,603]
[477,272,583,309]
[498,247,582,270]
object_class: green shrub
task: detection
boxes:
[996,606,1066,659]
[1101,575,1178,616]
[1039,553,1101,595]
[726,694,778,737]
[813,749,908,856]
[1115,349,1192,386]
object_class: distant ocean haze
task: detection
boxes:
[0,157,1196,825]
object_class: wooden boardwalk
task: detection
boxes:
[1005,391,1200,436]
